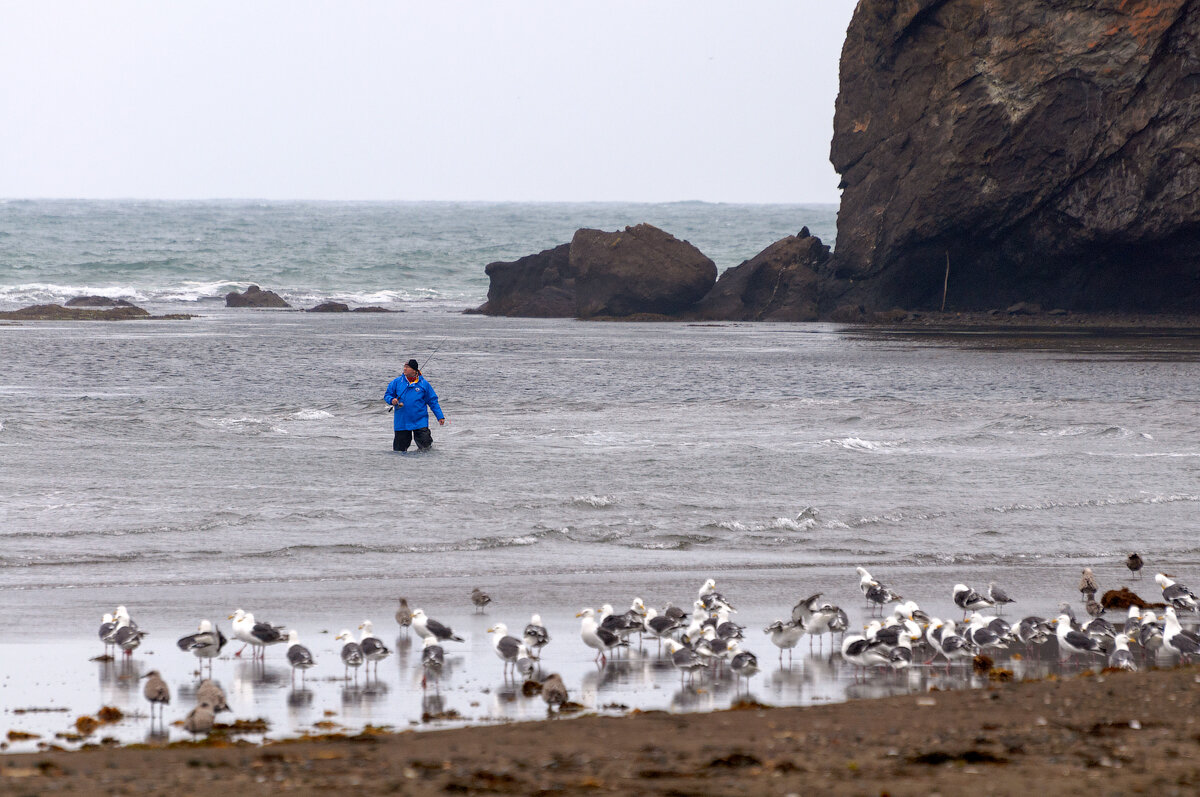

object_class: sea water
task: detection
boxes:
[1,201,1199,748]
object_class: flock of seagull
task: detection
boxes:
[96,556,1200,735]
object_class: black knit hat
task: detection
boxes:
[405,359,419,371]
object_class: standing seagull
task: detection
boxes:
[1162,607,1200,662]
[1125,553,1144,580]
[522,614,551,660]
[420,635,444,692]
[142,670,170,721]
[98,613,118,657]
[285,630,316,685]
[541,673,568,713]
[176,620,227,676]
[395,598,413,636]
[1109,633,1137,671]
[1079,568,1099,603]
[358,620,392,677]
[1155,574,1199,612]
[471,587,493,613]
[1054,614,1104,663]
[228,609,288,660]
[411,609,465,643]
[112,607,148,658]
[196,680,229,714]
[952,584,993,618]
[336,629,364,682]
[577,608,626,666]
[987,583,1015,613]
[487,623,525,679]
[729,648,760,692]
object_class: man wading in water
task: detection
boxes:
[384,359,447,452]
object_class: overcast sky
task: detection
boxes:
[1,2,858,203]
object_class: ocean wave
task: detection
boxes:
[570,494,617,508]
[820,437,903,452]
[711,516,817,533]
[990,493,1199,513]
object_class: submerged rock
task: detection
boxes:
[226,285,290,308]
[307,302,350,313]
[64,296,136,307]
[827,0,1200,314]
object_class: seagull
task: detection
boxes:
[1161,607,1200,662]
[987,582,1015,613]
[487,622,525,678]
[952,584,993,618]
[395,598,413,635]
[141,670,170,720]
[1085,598,1105,619]
[176,620,227,675]
[228,609,287,660]
[541,673,568,712]
[522,614,551,660]
[1015,616,1051,651]
[411,609,464,643]
[729,648,760,691]
[1138,610,1164,662]
[183,702,215,736]
[645,608,682,651]
[112,607,147,657]
[1125,553,1144,579]
[1079,568,1099,602]
[1108,633,1137,671]
[283,631,315,685]
[420,635,444,691]
[764,620,804,664]
[857,567,901,613]
[471,587,493,613]
[577,608,627,666]
[666,640,706,683]
[937,620,977,669]
[195,680,228,714]
[336,629,364,682]
[1155,573,1198,612]
[358,620,392,677]
[98,613,118,657]
[1054,614,1104,662]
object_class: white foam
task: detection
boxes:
[571,494,617,507]
[821,437,900,452]
[290,409,334,421]
[716,516,815,533]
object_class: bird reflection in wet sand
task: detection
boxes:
[287,688,314,709]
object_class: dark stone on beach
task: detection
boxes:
[470,243,575,317]
[1006,302,1041,316]
[0,304,191,321]
[64,296,136,307]
[308,302,350,313]
[825,0,1200,316]
[571,224,716,318]
[352,306,394,313]
[226,285,290,308]
[688,233,828,321]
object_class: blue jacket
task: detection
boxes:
[384,374,444,431]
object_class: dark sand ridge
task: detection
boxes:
[4,663,1199,795]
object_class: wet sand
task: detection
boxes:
[4,663,1200,795]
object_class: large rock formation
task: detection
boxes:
[571,224,716,318]
[470,244,575,317]
[827,0,1200,314]
[689,229,829,321]
[226,285,290,308]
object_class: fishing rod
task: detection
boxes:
[387,337,447,412]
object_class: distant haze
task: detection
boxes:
[1,2,857,203]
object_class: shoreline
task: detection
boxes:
[6,662,1198,794]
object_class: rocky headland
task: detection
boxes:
[478,1,1200,323]
[823,0,1200,317]
[0,303,194,321]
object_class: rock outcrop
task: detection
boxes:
[470,244,575,317]
[0,304,193,321]
[307,302,350,313]
[64,296,136,307]
[225,285,290,308]
[688,229,829,321]
[827,0,1200,314]
[571,224,716,318]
